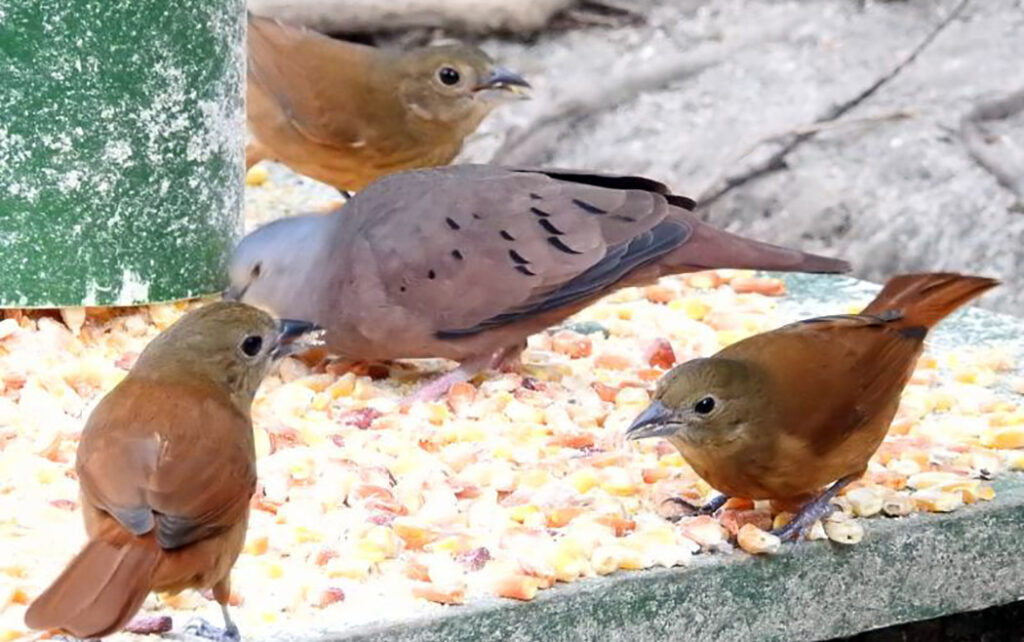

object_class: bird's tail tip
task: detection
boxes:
[25,538,158,639]
[862,272,999,329]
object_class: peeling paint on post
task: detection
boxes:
[0,1,244,307]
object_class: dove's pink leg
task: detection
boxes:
[406,345,523,403]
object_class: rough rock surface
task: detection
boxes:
[249,0,1024,314]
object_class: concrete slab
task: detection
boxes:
[246,277,1024,642]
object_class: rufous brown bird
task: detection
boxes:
[24,303,321,639]
[226,165,850,400]
[626,273,999,540]
[246,13,529,193]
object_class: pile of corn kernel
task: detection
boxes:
[1,270,1022,639]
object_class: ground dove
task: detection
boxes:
[228,165,851,398]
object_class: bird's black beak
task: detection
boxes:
[271,319,325,359]
[474,67,531,97]
[625,400,677,440]
[223,283,247,302]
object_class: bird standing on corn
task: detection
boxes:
[227,165,850,400]
[626,273,999,541]
[24,303,322,639]
[246,13,530,193]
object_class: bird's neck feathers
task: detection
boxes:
[130,347,261,417]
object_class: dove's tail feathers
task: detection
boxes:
[665,219,851,275]
[25,537,159,639]
[862,273,999,330]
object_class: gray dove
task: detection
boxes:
[227,165,850,399]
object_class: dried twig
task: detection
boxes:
[697,0,972,208]
[733,109,917,163]
[960,86,1024,203]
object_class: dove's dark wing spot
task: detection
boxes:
[437,219,691,338]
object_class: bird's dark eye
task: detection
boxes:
[241,335,263,357]
[438,67,460,86]
[694,396,716,415]
[251,262,262,278]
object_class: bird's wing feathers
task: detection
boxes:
[247,14,378,148]
[729,314,922,453]
[77,379,256,551]
[344,166,691,336]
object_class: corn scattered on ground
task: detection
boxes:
[1,267,1021,640]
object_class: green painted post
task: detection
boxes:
[0,0,244,307]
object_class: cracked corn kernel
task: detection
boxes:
[906,471,963,489]
[736,524,780,554]
[882,494,915,517]
[981,425,1024,449]
[678,515,728,549]
[912,489,963,512]
[845,486,884,517]
[823,514,864,545]
[568,468,598,494]
[246,164,269,186]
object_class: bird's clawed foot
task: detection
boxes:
[662,494,729,521]
[184,617,239,642]
[772,475,858,542]
[403,346,523,406]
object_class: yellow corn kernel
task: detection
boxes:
[551,540,588,582]
[265,561,284,579]
[716,330,748,347]
[425,402,450,425]
[600,469,639,497]
[426,535,471,555]
[912,489,963,512]
[927,391,956,413]
[260,611,279,624]
[569,468,598,494]
[518,469,552,489]
[355,526,399,562]
[311,392,331,412]
[906,471,963,490]
[614,386,649,408]
[509,504,542,523]
[245,164,269,186]
[772,512,794,531]
[679,298,711,320]
[736,524,780,555]
[659,452,686,468]
[326,557,372,580]
[981,425,1024,449]
[253,427,272,459]
[846,486,884,517]
[244,535,269,555]
[327,373,356,398]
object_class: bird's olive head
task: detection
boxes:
[133,302,323,409]
[625,358,767,447]
[397,44,529,127]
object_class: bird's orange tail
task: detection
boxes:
[25,538,159,639]
[862,272,999,330]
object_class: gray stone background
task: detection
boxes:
[250,0,1024,315]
